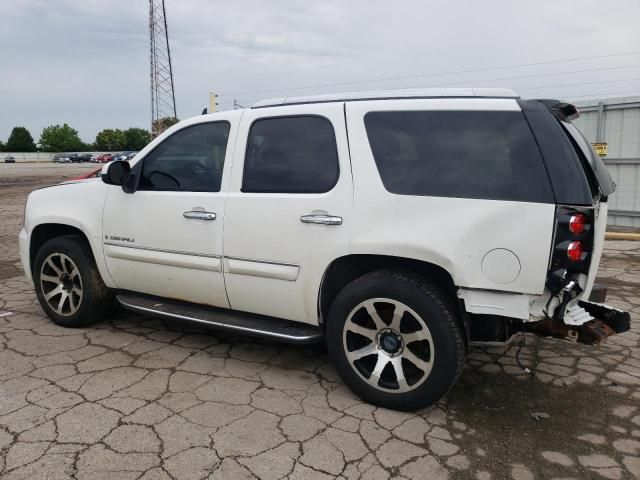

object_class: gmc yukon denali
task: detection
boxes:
[19,88,630,410]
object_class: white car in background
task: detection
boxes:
[52,154,70,163]
[19,88,629,410]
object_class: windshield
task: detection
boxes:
[562,121,616,198]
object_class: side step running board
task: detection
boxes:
[116,294,323,344]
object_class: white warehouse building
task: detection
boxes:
[573,96,640,228]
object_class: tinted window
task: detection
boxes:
[364,110,554,203]
[139,122,230,192]
[562,122,615,198]
[518,100,593,205]
[242,116,339,193]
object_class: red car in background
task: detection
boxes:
[95,153,113,163]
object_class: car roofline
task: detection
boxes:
[251,87,519,108]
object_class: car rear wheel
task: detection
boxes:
[33,235,113,327]
[326,270,465,411]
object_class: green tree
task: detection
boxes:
[152,117,178,137]
[0,140,5,151]
[124,127,150,150]
[94,129,127,151]
[6,127,36,152]
[79,141,94,152]
[39,124,84,152]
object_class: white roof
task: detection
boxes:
[252,87,519,108]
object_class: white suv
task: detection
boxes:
[19,88,630,410]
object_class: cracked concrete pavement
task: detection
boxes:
[1,163,640,479]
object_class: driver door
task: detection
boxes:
[102,117,238,307]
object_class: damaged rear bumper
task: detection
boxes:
[524,299,630,345]
[576,301,631,343]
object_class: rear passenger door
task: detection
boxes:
[223,103,352,324]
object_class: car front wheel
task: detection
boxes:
[326,270,465,411]
[33,235,113,327]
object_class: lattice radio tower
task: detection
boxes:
[149,0,177,137]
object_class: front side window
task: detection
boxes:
[242,116,339,193]
[364,110,554,203]
[139,122,230,192]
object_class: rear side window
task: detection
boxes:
[242,116,339,193]
[364,110,554,203]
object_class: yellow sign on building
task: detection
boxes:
[591,142,607,157]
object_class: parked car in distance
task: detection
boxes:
[52,154,70,163]
[19,88,630,411]
[4,156,16,163]
[78,154,92,162]
[112,152,137,162]
[95,153,112,163]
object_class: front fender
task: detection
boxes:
[24,182,115,288]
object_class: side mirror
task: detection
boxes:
[101,160,131,188]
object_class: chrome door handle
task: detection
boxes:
[183,210,216,221]
[300,214,342,225]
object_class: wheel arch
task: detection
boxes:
[30,223,94,272]
[319,254,464,321]
[29,221,116,288]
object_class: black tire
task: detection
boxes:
[326,270,465,411]
[33,235,113,327]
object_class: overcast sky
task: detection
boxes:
[1,0,639,143]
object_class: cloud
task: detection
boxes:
[1,0,639,142]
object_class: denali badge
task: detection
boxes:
[105,235,135,243]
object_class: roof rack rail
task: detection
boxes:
[252,87,519,108]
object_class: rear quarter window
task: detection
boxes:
[364,110,554,203]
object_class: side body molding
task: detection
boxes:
[224,257,299,282]
[104,243,222,272]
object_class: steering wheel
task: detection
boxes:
[148,170,180,188]
[182,161,208,177]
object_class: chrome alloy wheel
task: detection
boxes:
[342,298,434,393]
[39,253,83,316]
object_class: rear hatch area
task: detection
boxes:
[518,99,630,344]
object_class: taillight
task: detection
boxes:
[546,206,595,303]
[567,241,583,262]
[547,207,594,286]
[568,213,587,234]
